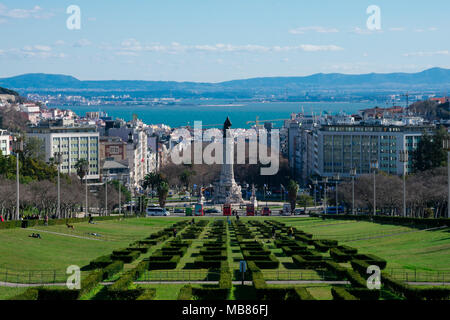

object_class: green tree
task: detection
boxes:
[74,159,89,180]
[412,127,448,172]
[142,172,165,197]
[179,169,196,191]
[23,136,45,161]
[157,181,169,208]
[287,180,299,213]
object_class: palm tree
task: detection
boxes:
[287,180,299,214]
[180,169,196,192]
[74,159,89,215]
[157,181,169,208]
[142,172,164,198]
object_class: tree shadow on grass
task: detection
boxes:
[233,285,257,300]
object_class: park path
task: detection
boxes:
[3,280,450,287]
[27,228,105,241]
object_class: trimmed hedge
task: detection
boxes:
[148,255,180,269]
[292,255,325,269]
[102,260,124,280]
[353,254,387,270]
[80,270,104,297]
[37,288,80,300]
[293,287,316,300]
[88,255,113,269]
[136,289,157,300]
[177,285,193,300]
[348,288,380,300]
[330,248,352,262]
[9,288,39,300]
[331,287,359,300]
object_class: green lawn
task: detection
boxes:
[0,217,183,272]
[265,217,450,271]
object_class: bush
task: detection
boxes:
[192,287,230,300]
[331,287,358,300]
[80,270,104,296]
[324,261,347,277]
[354,254,387,270]
[345,270,368,288]
[177,285,193,300]
[136,289,156,300]
[106,288,146,300]
[292,255,325,269]
[111,250,140,263]
[148,255,180,269]
[9,288,38,300]
[292,287,315,300]
[103,261,124,280]
[330,248,352,262]
[37,288,80,300]
[348,288,380,300]
[88,255,113,269]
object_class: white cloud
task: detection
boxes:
[116,41,344,55]
[73,39,92,47]
[0,44,67,59]
[403,50,449,57]
[0,4,53,19]
[389,27,406,32]
[289,26,339,34]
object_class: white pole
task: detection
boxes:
[352,176,355,215]
[16,153,19,220]
[373,170,376,216]
[105,177,108,216]
[57,160,61,218]
[448,151,450,219]
[403,168,406,217]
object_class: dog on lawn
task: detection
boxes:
[66,223,75,230]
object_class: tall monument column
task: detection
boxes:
[212,117,244,204]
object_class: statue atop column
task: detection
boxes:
[211,117,244,204]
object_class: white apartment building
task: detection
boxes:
[28,124,100,181]
[317,124,433,178]
[0,130,11,156]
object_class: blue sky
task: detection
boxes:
[0,0,449,82]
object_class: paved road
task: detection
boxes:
[3,280,450,287]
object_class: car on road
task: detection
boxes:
[146,207,169,216]
[204,208,220,214]
[261,207,271,216]
[173,208,184,214]
[294,208,306,215]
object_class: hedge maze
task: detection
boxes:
[10,217,450,300]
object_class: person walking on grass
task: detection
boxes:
[272,226,276,239]
[173,228,177,238]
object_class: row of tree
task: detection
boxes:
[327,167,448,218]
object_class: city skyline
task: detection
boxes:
[0,0,449,82]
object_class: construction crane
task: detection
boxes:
[246,116,290,126]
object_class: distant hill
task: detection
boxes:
[0,86,19,96]
[1,68,450,95]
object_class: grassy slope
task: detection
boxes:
[270,217,450,270]
[0,218,182,271]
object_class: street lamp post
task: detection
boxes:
[118,174,122,216]
[370,160,379,216]
[82,162,89,217]
[399,151,409,217]
[55,152,62,218]
[334,174,340,212]
[443,139,450,219]
[313,180,318,210]
[350,168,357,215]
[323,177,328,214]
[104,173,109,216]
[12,136,23,220]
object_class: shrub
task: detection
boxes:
[177,285,193,300]
[292,255,325,269]
[348,288,380,300]
[103,261,124,280]
[354,254,387,270]
[136,289,156,300]
[292,287,315,300]
[37,288,80,300]
[106,288,146,300]
[9,288,38,300]
[331,287,358,300]
[88,255,113,269]
[111,251,140,263]
[330,248,352,262]
[345,270,368,288]
[148,255,180,269]
[80,270,104,296]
